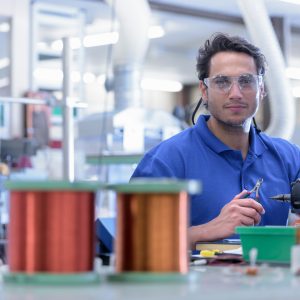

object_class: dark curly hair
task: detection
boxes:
[196,33,267,81]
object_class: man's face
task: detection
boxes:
[200,51,264,129]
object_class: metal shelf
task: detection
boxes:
[86,154,143,165]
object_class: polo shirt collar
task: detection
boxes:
[195,115,267,157]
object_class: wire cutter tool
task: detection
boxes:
[244,178,264,201]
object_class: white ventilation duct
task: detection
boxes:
[76,0,183,155]
[237,0,295,140]
[106,0,151,111]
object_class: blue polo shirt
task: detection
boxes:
[132,115,300,230]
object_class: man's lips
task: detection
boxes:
[224,103,248,109]
[224,103,248,112]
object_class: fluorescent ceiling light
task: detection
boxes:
[50,25,164,51]
[53,91,62,100]
[70,38,81,49]
[148,25,165,39]
[83,25,164,47]
[37,42,48,50]
[51,38,82,51]
[34,68,63,82]
[50,33,117,50]
[34,68,183,92]
[0,77,9,88]
[51,40,63,51]
[292,87,300,98]
[34,68,95,85]
[83,32,119,48]
[0,58,10,69]
[0,22,10,32]
[141,78,183,92]
[280,0,300,4]
[83,72,96,84]
[286,67,300,80]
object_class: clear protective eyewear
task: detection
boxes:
[203,74,263,94]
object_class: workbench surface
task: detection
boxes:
[0,265,299,300]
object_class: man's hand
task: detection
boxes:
[211,190,265,235]
[188,190,265,249]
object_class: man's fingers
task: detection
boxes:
[242,207,261,225]
[241,215,255,226]
[241,214,261,226]
[235,198,265,215]
[224,201,263,226]
[233,189,249,200]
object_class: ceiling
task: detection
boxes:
[35,0,300,88]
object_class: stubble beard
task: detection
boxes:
[217,117,248,130]
[208,108,253,132]
[206,101,256,131]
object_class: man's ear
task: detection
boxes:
[199,81,208,101]
[259,83,267,100]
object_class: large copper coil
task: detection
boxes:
[8,189,95,273]
[115,187,190,274]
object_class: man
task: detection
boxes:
[131,33,300,249]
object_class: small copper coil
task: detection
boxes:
[115,191,189,273]
[8,190,95,273]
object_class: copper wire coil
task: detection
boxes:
[8,190,95,273]
[115,192,189,273]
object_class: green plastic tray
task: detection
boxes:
[236,226,298,264]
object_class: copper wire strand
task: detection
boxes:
[8,190,95,273]
[115,192,189,273]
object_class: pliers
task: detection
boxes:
[244,178,264,201]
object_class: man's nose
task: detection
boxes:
[228,80,243,97]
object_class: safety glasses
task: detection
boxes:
[203,74,263,94]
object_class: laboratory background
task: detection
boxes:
[0,0,300,299]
